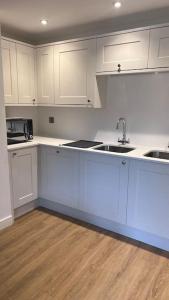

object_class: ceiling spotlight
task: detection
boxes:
[114,1,122,8]
[41,19,48,25]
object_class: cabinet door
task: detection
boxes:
[39,147,80,208]
[127,160,169,239]
[16,44,36,104]
[1,39,18,104]
[10,147,38,209]
[80,153,129,224]
[148,27,169,68]
[97,30,149,72]
[37,46,54,104]
[54,39,96,105]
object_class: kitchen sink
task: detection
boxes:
[144,151,169,160]
[93,145,135,153]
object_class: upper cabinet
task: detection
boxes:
[1,39,18,104]
[16,44,36,104]
[1,39,36,106]
[36,46,54,105]
[54,39,96,106]
[96,30,150,73]
[148,27,169,68]
[2,24,169,107]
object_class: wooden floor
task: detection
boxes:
[1,209,169,300]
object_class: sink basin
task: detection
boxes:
[93,145,135,153]
[144,151,169,160]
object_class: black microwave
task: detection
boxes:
[6,118,33,145]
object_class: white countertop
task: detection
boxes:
[7,136,73,150]
[7,136,169,165]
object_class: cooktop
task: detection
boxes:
[63,140,103,149]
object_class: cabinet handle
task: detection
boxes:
[122,160,126,165]
[118,64,121,72]
[87,99,91,103]
[56,150,60,154]
[12,153,17,157]
[32,99,36,104]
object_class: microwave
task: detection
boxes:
[6,118,33,145]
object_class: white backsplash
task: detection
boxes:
[6,72,169,148]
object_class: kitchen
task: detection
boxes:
[1,0,169,299]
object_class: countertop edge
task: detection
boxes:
[7,136,169,166]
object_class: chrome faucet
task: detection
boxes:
[116,117,130,145]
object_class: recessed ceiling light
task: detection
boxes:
[41,19,48,25]
[114,1,122,8]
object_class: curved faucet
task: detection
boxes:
[116,117,130,145]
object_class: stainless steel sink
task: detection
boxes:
[93,145,135,153]
[144,151,169,160]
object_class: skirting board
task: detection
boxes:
[39,198,169,252]
[14,200,39,219]
[0,215,13,230]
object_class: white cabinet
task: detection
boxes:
[79,153,129,224]
[96,30,149,73]
[1,40,36,105]
[37,46,54,105]
[54,39,96,106]
[127,160,169,239]
[1,39,18,104]
[16,44,36,104]
[9,147,38,209]
[148,26,169,68]
[39,147,80,208]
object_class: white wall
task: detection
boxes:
[6,72,169,148]
[37,72,169,147]
[0,37,12,228]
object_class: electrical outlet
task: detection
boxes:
[49,116,55,124]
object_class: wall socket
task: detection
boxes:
[49,116,55,124]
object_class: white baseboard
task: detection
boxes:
[14,200,39,219]
[0,215,13,230]
[39,198,169,252]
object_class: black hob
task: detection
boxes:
[63,140,103,149]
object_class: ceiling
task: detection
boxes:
[1,0,169,44]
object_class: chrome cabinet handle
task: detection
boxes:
[122,160,126,165]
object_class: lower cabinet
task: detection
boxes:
[39,146,80,208]
[9,147,38,209]
[12,144,169,248]
[79,153,129,224]
[127,160,169,239]
[39,147,129,224]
